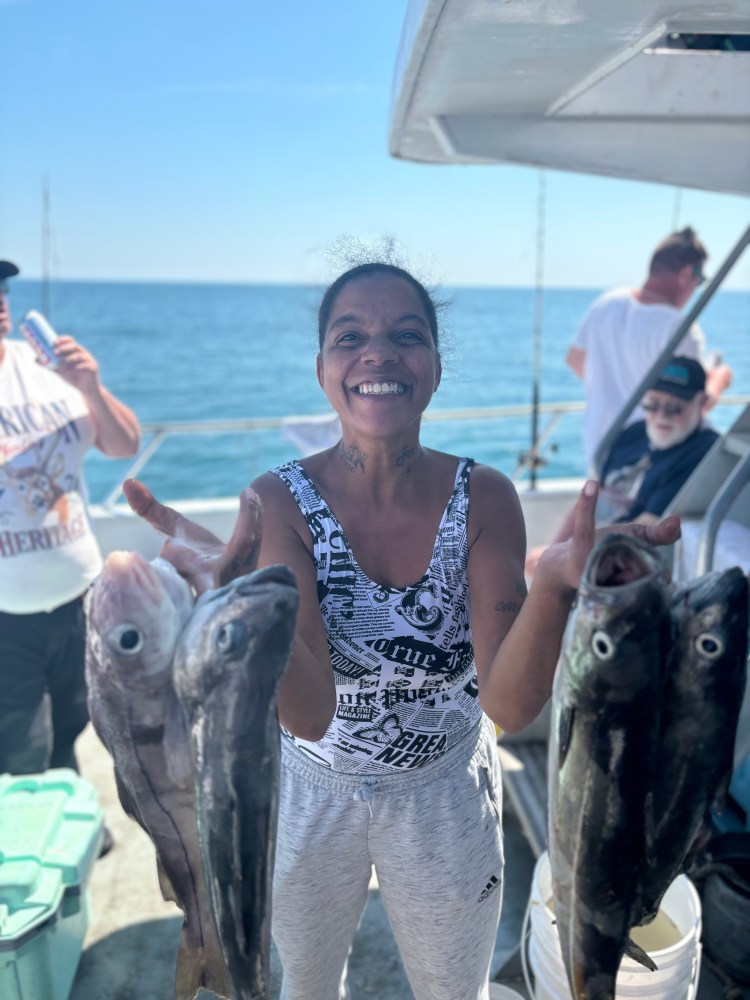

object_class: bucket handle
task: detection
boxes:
[520,894,537,999]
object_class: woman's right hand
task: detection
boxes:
[122,478,263,593]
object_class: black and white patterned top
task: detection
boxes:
[271,458,482,774]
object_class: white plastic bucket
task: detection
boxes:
[488,985,527,1000]
[527,852,702,1000]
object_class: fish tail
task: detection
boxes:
[173,927,232,1000]
[624,935,658,972]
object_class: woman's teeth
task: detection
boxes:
[355,382,405,395]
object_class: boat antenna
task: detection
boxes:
[671,188,683,231]
[528,169,546,488]
[41,174,52,319]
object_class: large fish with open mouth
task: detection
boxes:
[85,551,231,1000]
[548,534,674,1000]
[173,564,299,1000]
[639,565,749,920]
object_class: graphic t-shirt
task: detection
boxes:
[0,339,102,613]
[272,458,482,774]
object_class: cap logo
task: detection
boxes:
[661,362,690,385]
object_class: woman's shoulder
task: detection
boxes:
[251,467,303,519]
[251,467,316,554]
[468,460,517,494]
[468,461,524,524]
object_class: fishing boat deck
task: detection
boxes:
[69,723,537,1000]
[67,721,749,1000]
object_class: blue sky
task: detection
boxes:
[2,0,749,289]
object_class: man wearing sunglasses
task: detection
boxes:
[595,356,718,524]
[526,356,718,576]
[566,226,732,473]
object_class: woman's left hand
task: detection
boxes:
[122,479,263,593]
[535,480,681,594]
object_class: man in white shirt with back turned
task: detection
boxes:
[566,227,732,473]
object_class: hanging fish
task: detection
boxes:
[173,564,299,1000]
[547,534,674,1000]
[85,551,231,1000]
[640,566,749,920]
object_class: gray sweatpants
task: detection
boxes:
[272,715,504,1000]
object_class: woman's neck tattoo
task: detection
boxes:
[395,445,423,474]
[339,443,367,474]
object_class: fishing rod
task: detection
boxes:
[41,175,52,319]
[521,169,547,489]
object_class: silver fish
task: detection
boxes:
[85,551,231,1000]
[173,564,299,1000]
[640,566,749,919]
[548,534,674,1000]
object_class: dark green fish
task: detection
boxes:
[85,551,231,1000]
[173,564,298,1000]
[640,566,749,920]
[548,534,674,1000]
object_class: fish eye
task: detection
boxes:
[110,624,143,655]
[695,632,724,659]
[591,630,616,661]
[216,620,244,654]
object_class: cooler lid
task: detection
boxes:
[0,769,104,891]
[0,860,64,944]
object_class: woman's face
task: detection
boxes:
[317,273,441,438]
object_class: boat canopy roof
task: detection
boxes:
[389,0,750,195]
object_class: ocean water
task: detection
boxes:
[6,279,750,504]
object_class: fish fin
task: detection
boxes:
[155,857,178,904]
[163,688,192,788]
[624,936,658,972]
[113,769,146,829]
[558,704,575,767]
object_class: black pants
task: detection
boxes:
[0,595,89,775]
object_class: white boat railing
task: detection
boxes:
[96,394,750,509]
[98,400,589,508]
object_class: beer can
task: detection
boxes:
[20,310,59,368]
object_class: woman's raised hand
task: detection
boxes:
[534,480,682,594]
[122,478,263,593]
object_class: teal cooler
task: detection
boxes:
[0,770,103,1000]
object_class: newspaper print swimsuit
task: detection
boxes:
[271,457,482,774]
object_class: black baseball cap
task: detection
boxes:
[0,260,20,280]
[652,356,706,400]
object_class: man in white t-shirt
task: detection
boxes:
[566,227,732,472]
[0,259,141,810]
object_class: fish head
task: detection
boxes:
[566,534,673,703]
[672,566,749,696]
[173,563,299,715]
[85,551,194,690]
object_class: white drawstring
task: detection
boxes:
[352,785,376,817]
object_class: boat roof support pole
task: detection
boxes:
[695,450,750,575]
[592,222,750,477]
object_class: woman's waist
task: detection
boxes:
[281,713,494,791]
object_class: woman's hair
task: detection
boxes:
[317,262,440,350]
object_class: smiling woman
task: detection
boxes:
[237,259,683,999]
[120,258,683,1000]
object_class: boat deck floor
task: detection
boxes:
[70,724,748,1000]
